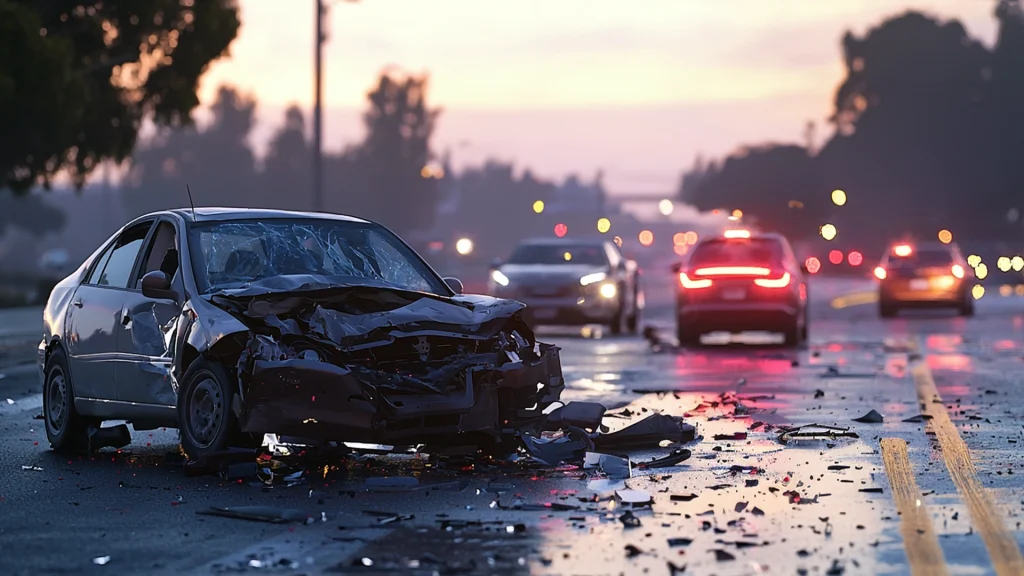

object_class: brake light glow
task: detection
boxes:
[754,272,792,288]
[804,257,821,274]
[679,273,713,289]
[828,250,844,265]
[874,266,887,280]
[951,264,965,279]
[693,266,771,276]
[723,229,751,239]
[893,244,913,257]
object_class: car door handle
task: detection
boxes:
[72,299,83,308]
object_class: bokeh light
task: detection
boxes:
[967,254,981,267]
[673,232,686,245]
[658,199,674,216]
[532,200,545,214]
[820,223,837,241]
[638,230,654,246]
[732,209,743,219]
[976,263,989,279]
[828,250,843,265]
[831,189,847,206]
[848,251,863,266]
[998,256,1011,272]
[1000,285,1013,297]
[684,231,698,245]
[596,218,611,234]
[613,236,623,247]
[804,257,821,274]
[563,252,572,261]
[938,229,952,244]
[973,285,986,300]
[789,200,804,209]
[554,223,568,238]
[455,238,474,255]
[673,244,687,256]
[1014,256,1024,272]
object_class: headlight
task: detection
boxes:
[491,270,510,287]
[599,283,617,299]
[580,272,607,286]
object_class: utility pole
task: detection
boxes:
[313,0,324,212]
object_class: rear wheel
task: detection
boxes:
[879,301,898,318]
[800,310,809,342]
[960,296,975,317]
[783,317,801,347]
[676,319,700,347]
[43,349,92,452]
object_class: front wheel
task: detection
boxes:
[43,349,91,452]
[178,359,242,461]
[783,317,801,347]
[960,297,975,317]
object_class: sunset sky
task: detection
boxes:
[196,0,998,194]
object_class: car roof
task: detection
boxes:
[157,207,371,224]
[515,237,609,247]
[700,232,788,244]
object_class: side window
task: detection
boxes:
[133,222,179,289]
[96,223,151,289]
[86,242,116,285]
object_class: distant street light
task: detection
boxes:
[938,229,952,244]
[533,200,545,214]
[831,189,847,206]
[596,218,611,233]
[820,223,837,241]
[455,238,474,255]
[658,199,674,216]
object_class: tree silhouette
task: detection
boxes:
[0,0,239,193]
[261,105,311,210]
[680,7,1024,253]
[359,71,441,236]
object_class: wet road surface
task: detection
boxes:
[2,277,1024,574]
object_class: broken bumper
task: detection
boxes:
[239,344,565,445]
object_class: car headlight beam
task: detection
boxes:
[599,282,617,299]
[580,272,607,286]
[491,270,510,287]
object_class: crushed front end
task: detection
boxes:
[215,288,565,446]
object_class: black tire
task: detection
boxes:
[177,359,242,461]
[43,348,91,452]
[677,319,700,347]
[783,318,801,347]
[625,289,640,335]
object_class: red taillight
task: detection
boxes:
[754,272,791,288]
[679,272,713,289]
[693,266,772,276]
[874,266,887,280]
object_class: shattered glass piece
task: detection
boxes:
[92,556,111,566]
[637,449,691,469]
[619,510,642,528]
[616,489,653,506]
[87,424,132,452]
[583,452,632,478]
[668,538,693,547]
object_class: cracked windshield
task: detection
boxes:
[3,0,1024,574]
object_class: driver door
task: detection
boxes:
[114,219,184,408]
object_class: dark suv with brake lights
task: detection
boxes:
[671,230,809,346]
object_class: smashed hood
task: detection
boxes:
[208,275,529,347]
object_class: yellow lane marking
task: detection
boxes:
[880,438,949,575]
[830,291,878,309]
[911,354,1024,575]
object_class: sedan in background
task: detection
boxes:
[874,241,973,317]
[39,208,565,460]
[672,230,809,346]
[488,238,642,334]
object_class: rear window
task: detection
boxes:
[890,249,953,267]
[689,238,783,267]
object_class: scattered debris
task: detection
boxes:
[852,409,884,423]
[92,556,111,566]
[778,424,859,444]
[197,506,308,524]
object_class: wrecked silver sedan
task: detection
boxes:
[39,208,564,458]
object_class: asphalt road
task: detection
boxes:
[2,277,1024,575]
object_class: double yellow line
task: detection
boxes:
[881,339,1024,575]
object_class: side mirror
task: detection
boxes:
[670,262,682,273]
[141,270,178,301]
[489,258,502,269]
[443,277,464,295]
